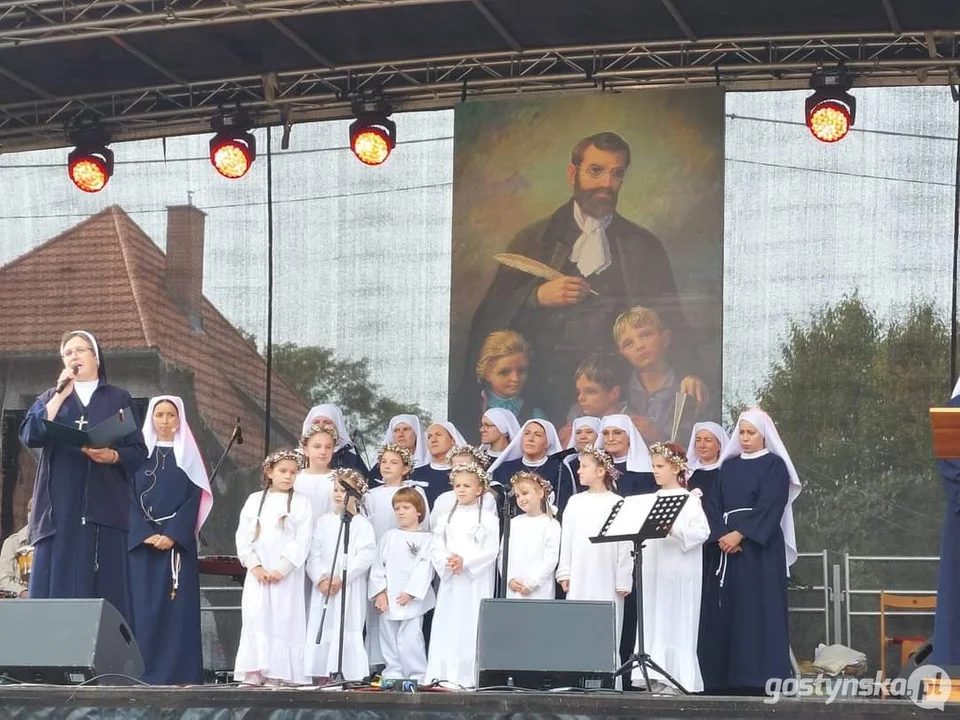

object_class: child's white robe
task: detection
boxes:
[499,513,561,600]
[429,489,497,530]
[363,483,429,666]
[424,504,499,688]
[368,528,436,682]
[233,490,313,685]
[632,488,710,692]
[556,491,633,637]
[304,512,376,681]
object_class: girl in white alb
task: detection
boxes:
[556,445,632,637]
[234,450,313,686]
[294,423,338,523]
[500,470,560,599]
[425,463,500,688]
[633,441,710,694]
[304,469,376,683]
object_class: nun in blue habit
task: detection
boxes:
[128,395,213,685]
[20,330,147,624]
[932,379,960,665]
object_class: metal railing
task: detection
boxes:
[843,554,939,649]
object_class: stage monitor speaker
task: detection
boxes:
[476,599,617,690]
[0,599,143,685]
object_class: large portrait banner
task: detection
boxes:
[449,89,725,448]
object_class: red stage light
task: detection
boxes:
[352,127,391,166]
[210,134,255,179]
[350,114,396,166]
[67,145,114,193]
[807,99,852,143]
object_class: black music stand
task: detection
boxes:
[590,492,690,695]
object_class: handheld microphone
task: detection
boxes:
[56,365,80,394]
[234,418,244,445]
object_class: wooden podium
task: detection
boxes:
[930,407,960,459]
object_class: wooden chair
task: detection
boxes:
[879,591,937,681]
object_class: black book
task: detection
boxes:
[42,407,136,449]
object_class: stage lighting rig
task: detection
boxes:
[349,98,396,166]
[209,109,257,179]
[805,67,856,143]
[67,124,114,193]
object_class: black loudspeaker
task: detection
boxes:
[0,599,143,684]
[476,599,618,690]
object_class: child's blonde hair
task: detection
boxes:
[612,305,663,346]
[510,470,554,518]
[475,330,532,383]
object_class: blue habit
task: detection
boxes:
[702,454,792,692]
[491,457,562,494]
[411,465,456,507]
[129,448,203,684]
[20,384,147,626]
[688,466,723,685]
[932,394,960,665]
[556,452,582,517]
[613,463,657,497]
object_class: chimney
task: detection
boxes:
[165,205,207,331]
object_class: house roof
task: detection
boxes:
[0,206,307,466]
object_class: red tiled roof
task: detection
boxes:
[0,206,307,466]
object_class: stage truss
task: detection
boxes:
[0,25,958,151]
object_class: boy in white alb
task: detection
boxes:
[364,444,429,670]
[369,487,436,683]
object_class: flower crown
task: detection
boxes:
[649,442,689,473]
[579,444,621,482]
[378,442,413,468]
[450,462,491,489]
[446,444,491,469]
[302,423,339,446]
[262,448,305,474]
[510,470,552,497]
[333,467,369,496]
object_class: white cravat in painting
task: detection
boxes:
[569,202,612,277]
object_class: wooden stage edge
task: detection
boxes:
[0,685,945,719]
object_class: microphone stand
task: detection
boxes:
[199,418,242,548]
[314,493,358,684]
[496,484,515,599]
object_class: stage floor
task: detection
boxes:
[0,686,941,719]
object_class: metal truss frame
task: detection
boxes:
[1,30,958,152]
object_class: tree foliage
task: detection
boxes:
[269,342,431,451]
[744,295,950,659]
[748,294,948,558]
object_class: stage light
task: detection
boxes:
[805,68,856,143]
[349,109,396,166]
[67,127,114,193]
[209,110,256,179]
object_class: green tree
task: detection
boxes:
[270,342,430,448]
[745,295,949,662]
[751,295,947,557]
